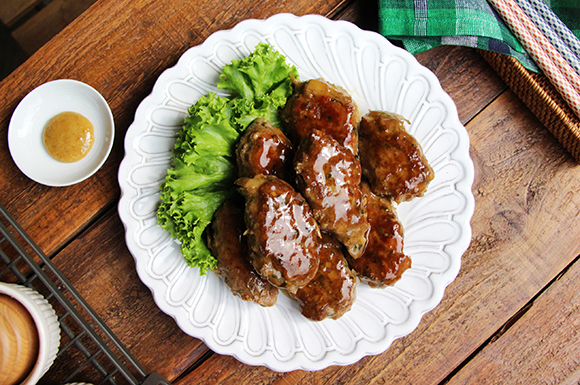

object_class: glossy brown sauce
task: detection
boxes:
[215,80,435,320]
[236,175,320,293]
[281,78,359,155]
[261,184,319,284]
[43,111,94,162]
[291,234,357,321]
[347,183,411,287]
[236,118,293,179]
[294,130,369,259]
[359,111,434,202]
[208,200,279,307]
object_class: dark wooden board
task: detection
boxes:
[448,256,580,384]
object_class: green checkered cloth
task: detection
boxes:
[551,0,580,39]
[378,0,580,72]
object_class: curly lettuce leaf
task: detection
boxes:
[157,189,229,273]
[157,43,298,274]
[218,42,298,128]
[157,93,237,273]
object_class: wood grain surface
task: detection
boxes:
[1,0,580,383]
[10,0,98,54]
[448,256,580,384]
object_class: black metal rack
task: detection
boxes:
[0,202,172,385]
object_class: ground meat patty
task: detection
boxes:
[290,233,357,321]
[280,78,359,155]
[236,117,293,179]
[346,183,411,287]
[294,129,369,259]
[236,174,321,293]
[359,110,434,203]
[207,200,279,307]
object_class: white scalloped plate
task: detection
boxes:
[118,13,474,372]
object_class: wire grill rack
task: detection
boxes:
[0,202,172,385]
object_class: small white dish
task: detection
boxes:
[8,79,114,187]
[0,283,61,385]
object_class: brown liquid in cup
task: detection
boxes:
[0,294,40,385]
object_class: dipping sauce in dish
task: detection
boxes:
[43,111,94,162]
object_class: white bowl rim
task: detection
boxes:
[0,282,60,385]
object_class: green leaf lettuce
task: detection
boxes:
[156,43,298,274]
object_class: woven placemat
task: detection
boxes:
[479,49,580,162]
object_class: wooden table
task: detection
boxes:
[1,0,580,383]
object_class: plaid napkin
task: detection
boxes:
[378,0,580,73]
[551,0,580,40]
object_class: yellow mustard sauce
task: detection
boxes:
[43,111,94,163]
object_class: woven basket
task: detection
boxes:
[479,49,580,162]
